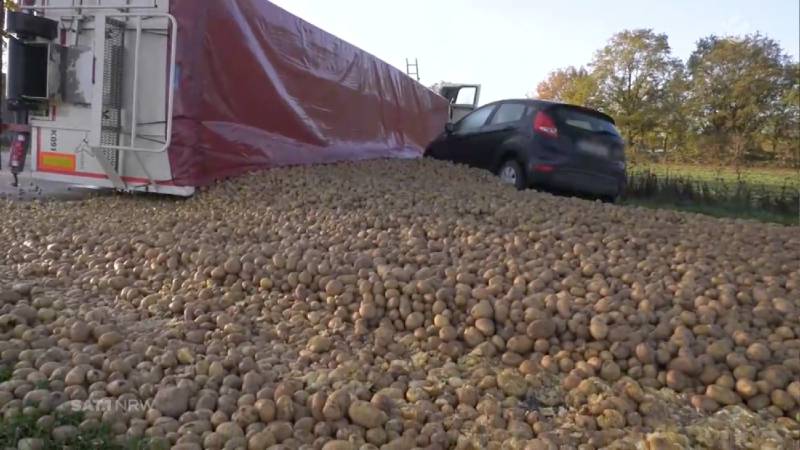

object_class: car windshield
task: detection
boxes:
[554,107,621,136]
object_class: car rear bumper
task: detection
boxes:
[525,164,624,198]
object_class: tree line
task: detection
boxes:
[530,29,799,168]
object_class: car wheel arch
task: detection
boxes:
[495,148,524,172]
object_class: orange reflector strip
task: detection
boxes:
[39,152,76,171]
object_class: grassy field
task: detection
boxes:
[629,163,799,191]
[622,164,799,225]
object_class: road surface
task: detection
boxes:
[0,150,99,201]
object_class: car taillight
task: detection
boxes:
[533,111,558,137]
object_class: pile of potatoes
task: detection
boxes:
[0,158,798,450]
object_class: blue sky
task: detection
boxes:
[270,0,800,105]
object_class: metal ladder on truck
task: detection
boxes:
[4,0,187,196]
[405,58,420,82]
[400,58,481,123]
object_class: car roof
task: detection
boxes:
[483,98,563,106]
[484,98,616,124]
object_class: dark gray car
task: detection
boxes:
[424,99,626,202]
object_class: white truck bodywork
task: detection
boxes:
[10,1,481,197]
[17,0,190,195]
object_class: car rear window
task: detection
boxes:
[553,107,621,137]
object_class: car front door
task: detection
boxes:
[471,102,529,169]
[439,104,497,166]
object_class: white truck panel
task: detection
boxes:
[21,0,191,195]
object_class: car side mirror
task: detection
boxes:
[444,122,455,134]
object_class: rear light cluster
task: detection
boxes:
[533,111,558,137]
[531,164,554,172]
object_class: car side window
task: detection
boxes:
[489,103,527,125]
[455,105,495,132]
[522,105,536,119]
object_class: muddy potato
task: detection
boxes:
[772,390,797,412]
[0,158,797,449]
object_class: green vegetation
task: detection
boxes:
[534,29,799,169]
[0,409,160,450]
[0,366,12,383]
[629,164,798,191]
[0,374,160,450]
[528,29,799,224]
[621,166,799,225]
[0,410,113,450]
[622,198,797,226]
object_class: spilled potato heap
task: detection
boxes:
[0,158,798,450]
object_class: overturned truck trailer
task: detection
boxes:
[4,0,480,196]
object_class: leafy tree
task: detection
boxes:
[532,66,599,108]
[588,29,683,151]
[760,60,799,166]
[652,65,692,161]
[532,28,799,167]
[686,33,793,165]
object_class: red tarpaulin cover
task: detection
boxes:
[167,0,450,187]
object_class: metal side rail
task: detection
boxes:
[88,12,178,190]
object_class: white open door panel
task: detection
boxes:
[439,83,481,123]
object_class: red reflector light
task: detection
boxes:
[532,164,554,172]
[533,111,558,137]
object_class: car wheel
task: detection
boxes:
[497,159,526,190]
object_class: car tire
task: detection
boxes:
[497,159,526,190]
